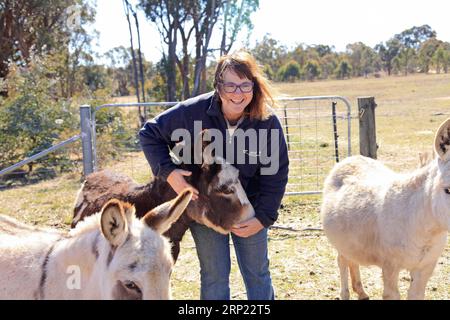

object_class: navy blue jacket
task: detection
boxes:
[138,92,289,228]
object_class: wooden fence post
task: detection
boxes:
[358,97,377,159]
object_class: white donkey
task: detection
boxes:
[0,189,193,299]
[321,118,450,300]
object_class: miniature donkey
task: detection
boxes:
[321,118,450,300]
[0,189,192,299]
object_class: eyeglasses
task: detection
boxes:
[219,81,254,93]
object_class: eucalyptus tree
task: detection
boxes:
[394,25,436,75]
[139,0,259,100]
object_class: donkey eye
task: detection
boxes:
[445,188,450,195]
[217,186,234,194]
[124,281,141,293]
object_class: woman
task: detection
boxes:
[139,50,289,300]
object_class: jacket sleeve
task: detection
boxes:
[254,116,289,228]
[138,105,185,181]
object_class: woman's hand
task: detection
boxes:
[167,169,199,200]
[231,217,264,238]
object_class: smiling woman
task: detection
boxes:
[138,49,289,300]
[213,51,274,122]
[216,71,254,122]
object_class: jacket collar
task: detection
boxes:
[206,92,222,117]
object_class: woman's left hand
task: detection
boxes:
[231,217,264,238]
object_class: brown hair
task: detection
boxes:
[213,50,277,121]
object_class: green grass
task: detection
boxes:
[1,73,450,299]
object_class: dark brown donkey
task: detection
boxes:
[72,132,255,262]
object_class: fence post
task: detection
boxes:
[80,105,94,176]
[283,103,291,151]
[331,101,339,162]
[358,97,377,159]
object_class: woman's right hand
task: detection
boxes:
[167,169,199,200]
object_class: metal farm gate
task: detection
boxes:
[273,96,353,195]
[81,96,353,196]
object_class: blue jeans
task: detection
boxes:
[189,222,274,300]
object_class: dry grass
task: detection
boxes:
[1,73,450,300]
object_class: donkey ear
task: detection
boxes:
[100,199,129,247]
[194,129,214,167]
[434,118,450,161]
[142,189,193,234]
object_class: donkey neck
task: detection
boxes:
[392,161,447,234]
[43,226,101,299]
[129,181,170,218]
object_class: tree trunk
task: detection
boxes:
[201,64,207,93]
[220,0,230,56]
[166,21,178,101]
[176,26,192,100]
[192,30,203,96]
[192,0,218,96]
[0,3,13,96]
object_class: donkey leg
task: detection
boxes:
[381,265,401,300]
[163,215,192,263]
[407,261,438,300]
[170,240,181,263]
[337,254,350,300]
[349,261,369,300]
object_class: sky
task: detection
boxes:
[93,0,450,63]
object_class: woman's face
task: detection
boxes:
[218,69,254,122]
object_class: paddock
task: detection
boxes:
[1,73,450,299]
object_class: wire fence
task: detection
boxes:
[0,137,83,190]
[92,96,356,194]
[0,95,357,195]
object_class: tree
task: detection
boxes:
[313,44,333,58]
[139,0,180,101]
[105,46,132,96]
[346,42,377,77]
[375,39,401,76]
[219,0,259,56]
[303,60,321,81]
[320,53,338,79]
[397,47,417,75]
[394,25,436,50]
[190,0,222,97]
[334,60,352,79]
[418,38,442,73]
[251,34,287,76]
[436,42,450,73]
[277,60,301,82]
[290,44,307,68]
[394,25,436,75]
[104,46,155,97]
[139,0,260,100]
[0,0,96,96]
[82,64,110,92]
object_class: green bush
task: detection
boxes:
[0,59,76,171]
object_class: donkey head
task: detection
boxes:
[98,189,192,299]
[187,130,255,234]
[433,118,450,227]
